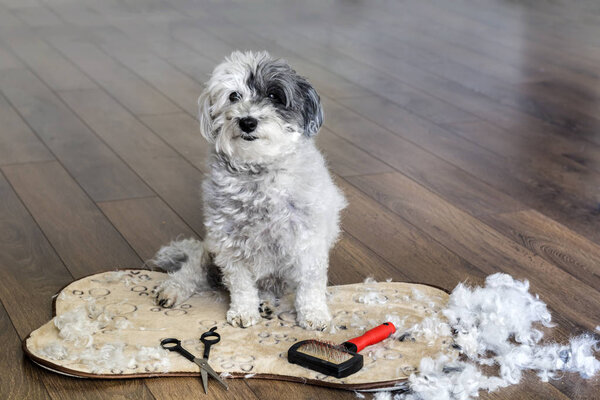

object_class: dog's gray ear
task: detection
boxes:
[198,89,215,142]
[300,81,323,137]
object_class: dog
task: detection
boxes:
[152,51,346,330]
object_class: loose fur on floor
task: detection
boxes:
[374,274,600,400]
[152,51,347,330]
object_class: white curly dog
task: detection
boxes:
[153,51,346,331]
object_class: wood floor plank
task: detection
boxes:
[346,172,600,329]
[0,68,154,202]
[11,4,63,28]
[98,196,197,262]
[485,374,571,400]
[314,9,600,147]
[179,20,372,100]
[336,95,600,243]
[322,96,525,216]
[43,1,104,28]
[0,43,23,69]
[144,376,260,400]
[0,171,156,400]
[335,177,485,290]
[441,120,600,175]
[420,1,600,79]
[3,31,97,91]
[481,209,600,290]
[45,34,181,116]
[0,299,51,400]
[329,231,412,285]
[91,27,203,117]
[58,88,205,235]
[244,378,356,400]
[0,171,75,336]
[109,16,204,60]
[0,4,25,32]
[391,3,600,145]
[164,52,218,86]
[2,161,142,277]
[0,93,53,166]
[316,128,394,177]
[139,112,211,173]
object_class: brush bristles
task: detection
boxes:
[296,340,353,364]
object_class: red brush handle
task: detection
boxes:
[344,322,396,353]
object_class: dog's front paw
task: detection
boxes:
[297,307,331,331]
[227,308,261,328]
[259,301,275,320]
[155,280,190,308]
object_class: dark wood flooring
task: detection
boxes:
[1,0,599,398]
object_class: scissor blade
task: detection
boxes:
[201,360,229,390]
[200,369,208,394]
[194,358,228,391]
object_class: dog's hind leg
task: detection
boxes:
[152,238,211,308]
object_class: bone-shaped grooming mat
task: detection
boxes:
[24,270,456,390]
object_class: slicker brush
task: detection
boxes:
[288,322,396,378]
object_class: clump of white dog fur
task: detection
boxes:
[38,300,170,373]
[372,273,599,400]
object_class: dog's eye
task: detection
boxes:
[268,89,285,106]
[229,92,241,103]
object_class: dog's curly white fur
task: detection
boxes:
[153,51,346,330]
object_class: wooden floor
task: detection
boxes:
[1,0,599,398]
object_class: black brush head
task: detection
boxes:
[287,339,364,378]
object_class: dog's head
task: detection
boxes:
[198,51,323,165]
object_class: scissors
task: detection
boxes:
[161,327,229,393]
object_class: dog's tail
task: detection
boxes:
[149,238,224,290]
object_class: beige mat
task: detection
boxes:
[24,270,456,390]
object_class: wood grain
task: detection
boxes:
[2,161,142,277]
[3,31,97,91]
[98,196,198,262]
[46,36,180,116]
[58,88,206,235]
[139,112,212,173]
[336,177,484,290]
[481,210,600,290]
[0,171,75,337]
[0,93,53,166]
[0,172,155,399]
[0,300,51,399]
[322,97,525,217]
[0,68,153,202]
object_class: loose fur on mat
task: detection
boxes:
[38,299,170,374]
[372,273,599,400]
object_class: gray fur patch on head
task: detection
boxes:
[247,57,323,137]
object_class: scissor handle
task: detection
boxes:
[160,338,195,363]
[200,327,220,359]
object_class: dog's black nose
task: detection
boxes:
[239,117,258,133]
